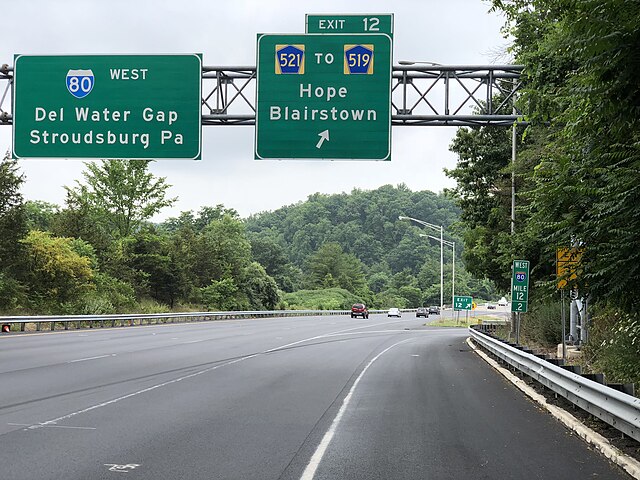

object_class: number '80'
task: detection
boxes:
[68,76,93,94]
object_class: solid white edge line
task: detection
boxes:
[466,337,640,480]
[299,338,414,480]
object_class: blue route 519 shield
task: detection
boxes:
[66,69,95,98]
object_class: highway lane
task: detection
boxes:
[0,314,628,479]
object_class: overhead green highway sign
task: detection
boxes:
[255,33,392,160]
[13,54,202,159]
[305,14,394,36]
[511,259,530,313]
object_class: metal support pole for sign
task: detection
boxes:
[451,242,455,308]
[511,99,517,235]
[570,298,578,342]
[440,225,444,309]
[510,83,517,339]
[581,297,589,344]
[561,290,566,360]
[584,296,589,344]
[516,312,520,344]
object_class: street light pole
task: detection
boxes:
[440,225,444,308]
[399,215,444,309]
[423,235,455,308]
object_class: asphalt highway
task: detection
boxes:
[0,313,629,479]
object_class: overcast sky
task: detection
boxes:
[1,0,508,221]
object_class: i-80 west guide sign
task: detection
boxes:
[255,33,392,160]
[12,54,202,159]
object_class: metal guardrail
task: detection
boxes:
[468,326,640,442]
[0,309,396,332]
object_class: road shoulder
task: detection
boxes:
[467,337,640,480]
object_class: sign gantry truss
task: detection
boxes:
[1,63,523,128]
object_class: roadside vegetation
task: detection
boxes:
[446,0,640,387]
[0,154,494,316]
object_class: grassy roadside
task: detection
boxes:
[427,313,510,328]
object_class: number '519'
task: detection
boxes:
[347,53,371,68]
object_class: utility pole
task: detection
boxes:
[510,82,517,338]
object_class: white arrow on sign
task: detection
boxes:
[316,130,330,149]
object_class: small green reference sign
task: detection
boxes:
[511,259,530,313]
[13,54,202,159]
[255,34,392,160]
[454,296,473,311]
[305,14,394,36]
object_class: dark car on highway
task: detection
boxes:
[351,303,369,319]
[428,305,440,315]
[416,307,429,318]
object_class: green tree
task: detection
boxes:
[306,242,368,296]
[0,154,27,311]
[66,159,176,238]
[201,278,244,311]
[161,205,239,233]
[194,215,252,287]
[368,272,390,293]
[24,200,58,232]
[122,229,180,308]
[248,234,293,290]
[21,231,94,311]
[445,102,521,291]
[240,262,280,310]
[491,0,640,310]
[0,154,27,277]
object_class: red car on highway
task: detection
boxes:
[351,303,369,319]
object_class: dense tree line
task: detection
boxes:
[446,0,639,383]
[0,157,493,314]
[0,156,280,314]
[0,155,495,315]
[245,184,495,308]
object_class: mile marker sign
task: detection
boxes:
[511,260,530,313]
[255,33,392,160]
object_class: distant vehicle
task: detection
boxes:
[388,308,401,317]
[351,303,369,319]
[428,305,440,315]
[487,304,496,310]
[416,307,429,318]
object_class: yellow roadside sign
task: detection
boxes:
[556,247,583,289]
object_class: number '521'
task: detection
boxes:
[279,53,301,67]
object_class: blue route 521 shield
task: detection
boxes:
[66,69,94,98]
